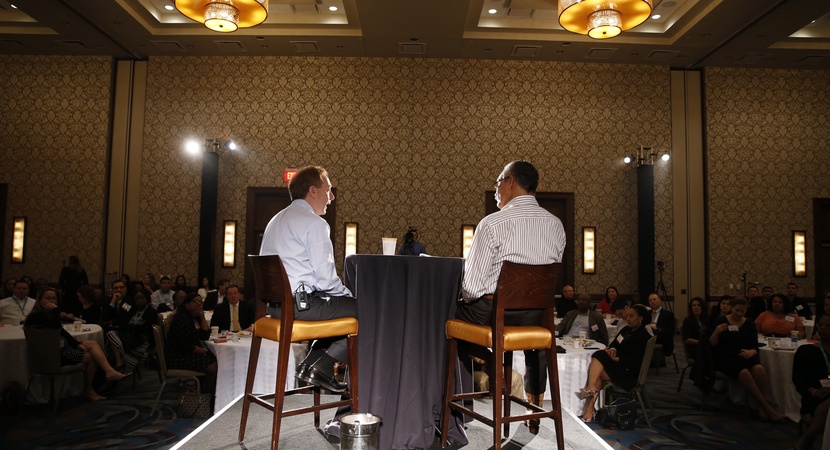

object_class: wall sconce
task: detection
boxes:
[583,226,596,274]
[623,146,669,166]
[223,220,237,268]
[185,138,239,155]
[793,230,806,277]
[345,222,358,257]
[11,217,26,263]
[461,225,475,258]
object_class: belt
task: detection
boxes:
[482,294,494,300]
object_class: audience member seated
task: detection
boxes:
[197,276,214,301]
[746,285,766,319]
[710,295,733,326]
[142,272,160,293]
[792,315,830,450]
[174,275,193,294]
[709,297,782,421]
[2,277,16,299]
[556,284,577,317]
[648,292,675,366]
[578,304,652,423]
[787,282,812,320]
[0,280,36,325]
[813,292,830,338]
[203,278,229,310]
[760,285,774,309]
[557,293,608,344]
[598,286,626,316]
[25,288,130,401]
[103,279,131,329]
[75,285,114,326]
[755,293,805,339]
[172,290,188,311]
[106,289,157,372]
[150,276,176,312]
[209,284,253,332]
[681,297,708,359]
[165,293,217,393]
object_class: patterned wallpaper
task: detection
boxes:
[0,55,112,287]
[705,67,830,298]
[141,56,673,295]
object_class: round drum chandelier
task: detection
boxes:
[558,0,653,39]
[175,0,269,33]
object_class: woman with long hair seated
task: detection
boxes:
[792,315,830,450]
[598,286,626,316]
[578,304,652,422]
[710,295,732,326]
[754,293,805,338]
[681,297,708,359]
[25,288,130,401]
[106,289,157,372]
[165,293,217,392]
[709,297,782,421]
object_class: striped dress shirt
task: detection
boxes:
[461,195,566,301]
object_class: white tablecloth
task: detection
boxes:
[727,339,805,422]
[0,324,105,403]
[204,336,295,412]
[514,341,606,414]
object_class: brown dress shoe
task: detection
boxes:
[525,392,544,434]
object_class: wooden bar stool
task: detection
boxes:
[238,254,359,450]
[440,261,564,450]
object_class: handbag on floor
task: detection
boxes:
[177,390,211,418]
[595,397,637,429]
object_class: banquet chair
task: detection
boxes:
[238,254,359,450]
[150,324,205,415]
[602,335,658,426]
[440,261,564,450]
[23,326,85,414]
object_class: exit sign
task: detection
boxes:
[283,169,298,185]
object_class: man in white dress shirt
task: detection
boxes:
[260,166,357,393]
[0,280,36,325]
[456,160,566,434]
[150,276,176,312]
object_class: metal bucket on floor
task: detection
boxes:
[340,413,382,450]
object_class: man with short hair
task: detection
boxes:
[150,276,176,312]
[210,284,254,332]
[456,160,566,434]
[648,293,675,365]
[0,280,36,325]
[787,282,813,319]
[203,279,229,310]
[557,293,608,344]
[260,166,357,393]
[746,285,766,319]
[557,285,577,317]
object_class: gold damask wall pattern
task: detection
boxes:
[705,67,830,298]
[0,55,112,286]
[142,56,673,296]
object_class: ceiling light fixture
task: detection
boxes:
[328,6,338,11]
[175,0,268,33]
[488,8,498,14]
[165,4,175,11]
[558,0,653,39]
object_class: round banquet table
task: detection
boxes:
[0,323,105,403]
[514,341,607,415]
[203,335,295,412]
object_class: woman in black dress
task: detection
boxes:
[165,293,217,391]
[709,297,782,421]
[792,314,830,449]
[681,297,708,359]
[58,255,88,315]
[106,289,157,372]
[578,304,652,422]
[25,288,130,401]
[75,285,114,327]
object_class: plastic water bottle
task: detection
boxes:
[790,330,799,349]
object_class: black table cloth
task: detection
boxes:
[344,254,467,450]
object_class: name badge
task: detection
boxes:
[122,303,131,312]
[591,324,599,332]
[796,304,803,311]
[785,315,795,323]
[728,325,739,332]
[616,334,624,343]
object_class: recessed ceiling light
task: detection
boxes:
[164,4,174,10]
[329,6,338,11]
[10,4,17,8]
[488,8,498,14]
[651,14,661,20]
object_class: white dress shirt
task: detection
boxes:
[259,199,351,296]
[0,296,36,325]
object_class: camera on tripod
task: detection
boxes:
[656,260,665,271]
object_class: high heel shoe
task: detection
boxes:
[575,388,598,400]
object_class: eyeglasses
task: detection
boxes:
[493,175,512,188]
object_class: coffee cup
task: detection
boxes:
[382,237,397,255]
[210,326,219,339]
[73,319,82,332]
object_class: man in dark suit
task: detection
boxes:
[787,282,813,319]
[556,284,577,317]
[203,278,229,311]
[209,284,253,332]
[648,292,675,365]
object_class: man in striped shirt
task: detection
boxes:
[456,160,566,434]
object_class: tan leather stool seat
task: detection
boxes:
[255,317,358,343]
[445,319,552,351]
